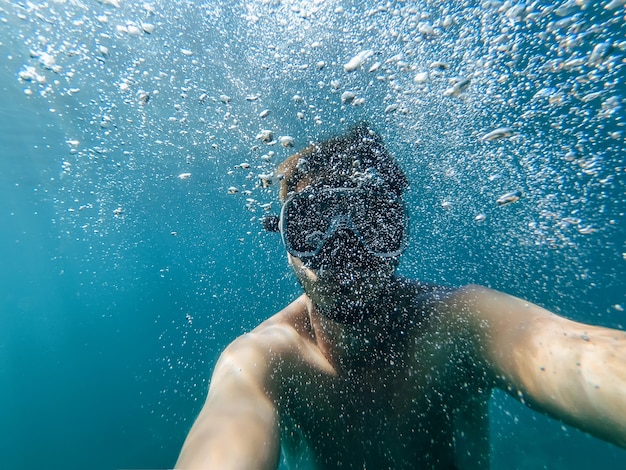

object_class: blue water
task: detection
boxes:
[1,1,625,469]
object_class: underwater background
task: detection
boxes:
[1,0,625,469]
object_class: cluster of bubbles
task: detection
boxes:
[6,1,624,237]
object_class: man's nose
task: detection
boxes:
[320,229,369,267]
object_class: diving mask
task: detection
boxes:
[264,185,408,260]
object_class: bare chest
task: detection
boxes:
[279,351,476,469]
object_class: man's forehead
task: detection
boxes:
[293,166,380,192]
[295,177,356,192]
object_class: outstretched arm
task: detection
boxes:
[176,334,281,469]
[458,285,626,448]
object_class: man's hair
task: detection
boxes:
[276,123,408,200]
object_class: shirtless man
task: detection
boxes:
[176,124,626,469]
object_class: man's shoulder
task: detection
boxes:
[392,280,501,336]
[222,295,334,383]
[391,277,463,312]
[404,281,497,307]
[226,295,313,359]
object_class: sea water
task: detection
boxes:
[0,1,624,469]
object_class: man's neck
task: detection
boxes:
[307,292,405,373]
[305,277,442,373]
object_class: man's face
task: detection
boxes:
[280,183,405,323]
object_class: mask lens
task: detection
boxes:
[356,194,405,254]
[283,193,335,255]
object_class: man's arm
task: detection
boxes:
[457,285,626,448]
[176,333,281,469]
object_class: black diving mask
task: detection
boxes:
[264,185,408,260]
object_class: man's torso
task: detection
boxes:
[263,286,491,469]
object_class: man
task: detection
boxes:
[176,124,626,469]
